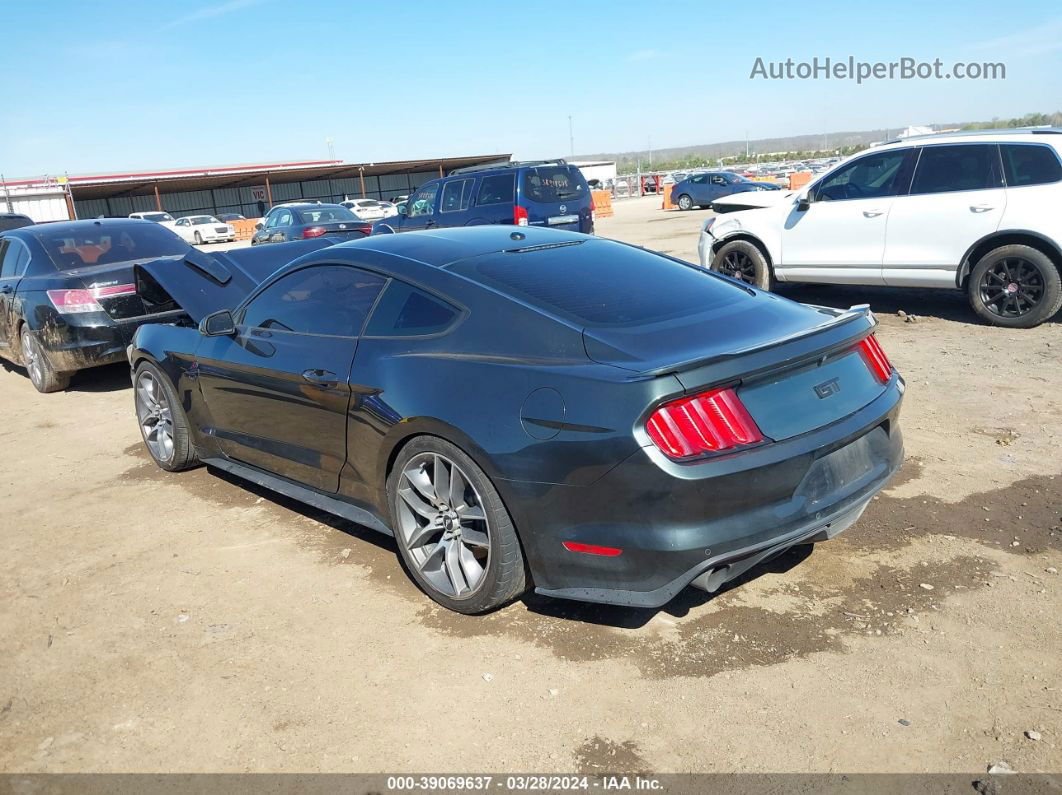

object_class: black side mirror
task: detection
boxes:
[796,193,812,211]
[254,222,264,231]
[199,309,236,337]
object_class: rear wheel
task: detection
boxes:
[20,327,70,393]
[388,436,527,614]
[712,239,773,290]
[134,362,199,471]
[968,244,1062,328]
[677,194,694,211]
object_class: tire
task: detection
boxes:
[387,436,527,614]
[133,361,199,471]
[967,244,1062,328]
[677,194,694,211]
[711,238,774,290]
[20,326,71,393]
[194,232,203,245]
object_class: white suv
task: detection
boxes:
[700,129,1062,328]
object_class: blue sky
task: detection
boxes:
[2,0,1061,176]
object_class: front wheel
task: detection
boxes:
[20,327,70,393]
[193,231,203,245]
[134,362,199,471]
[968,244,1062,328]
[677,194,694,211]
[711,239,773,290]
[388,437,527,614]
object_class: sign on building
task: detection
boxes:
[250,186,268,202]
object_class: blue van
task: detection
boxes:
[372,160,594,235]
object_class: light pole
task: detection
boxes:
[568,115,574,159]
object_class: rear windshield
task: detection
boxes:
[521,166,587,203]
[301,207,358,223]
[36,223,188,268]
[450,239,747,327]
[0,216,33,232]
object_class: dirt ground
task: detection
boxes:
[1,196,1060,775]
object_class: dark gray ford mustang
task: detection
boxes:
[130,226,904,613]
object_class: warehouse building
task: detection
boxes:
[1,153,510,222]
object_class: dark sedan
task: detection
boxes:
[0,219,197,392]
[251,202,372,246]
[130,226,904,613]
[671,171,780,210]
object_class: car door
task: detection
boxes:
[470,174,515,225]
[684,174,709,204]
[436,177,475,228]
[399,182,440,232]
[707,174,730,202]
[173,218,191,243]
[777,148,914,285]
[882,144,1006,287]
[194,264,387,492]
[0,239,19,354]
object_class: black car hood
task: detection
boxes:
[134,239,334,322]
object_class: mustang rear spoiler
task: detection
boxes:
[640,305,877,380]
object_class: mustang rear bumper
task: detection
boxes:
[502,379,904,609]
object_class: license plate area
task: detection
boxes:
[548,214,579,225]
[795,426,891,509]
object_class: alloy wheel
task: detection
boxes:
[719,249,757,284]
[978,257,1045,319]
[135,370,175,463]
[395,453,490,599]
[21,332,43,389]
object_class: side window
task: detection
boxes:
[815,150,909,201]
[276,210,294,227]
[0,240,16,278]
[408,183,439,218]
[439,179,473,213]
[910,144,1001,195]
[364,280,460,337]
[690,174,708,184]
[476,174,515,205]
[241,265,386,337]
[13,241,31,276]
[710,175,727,185]
[1001,144,1062,187]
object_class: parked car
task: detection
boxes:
[174,215,236,245]
[372,160,593,236]
[0,219,195,392]
[340,199,387,221]
[129,225,903,614]
[217,213,246,222]
[701,129,1062,328]
[129,211,179,232]
[251,203,372,246]
[671,172,780,211]
[0,213,34,232]
[377,201,399,218]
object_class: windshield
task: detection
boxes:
[37,223,188,268]
[521,166,587,203]
[357,200,380,207]
[142,213,174,222]
[191,216,221,225]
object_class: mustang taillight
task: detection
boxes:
[302,226,327,238]
[646,387,764,460]
[857,334,894,384]
[46,284,136,315]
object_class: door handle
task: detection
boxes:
[970,204,995,213]
[0,285,12,294]
[862,209,885,218]
[302,368,339,387]
[425,219,436,228]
